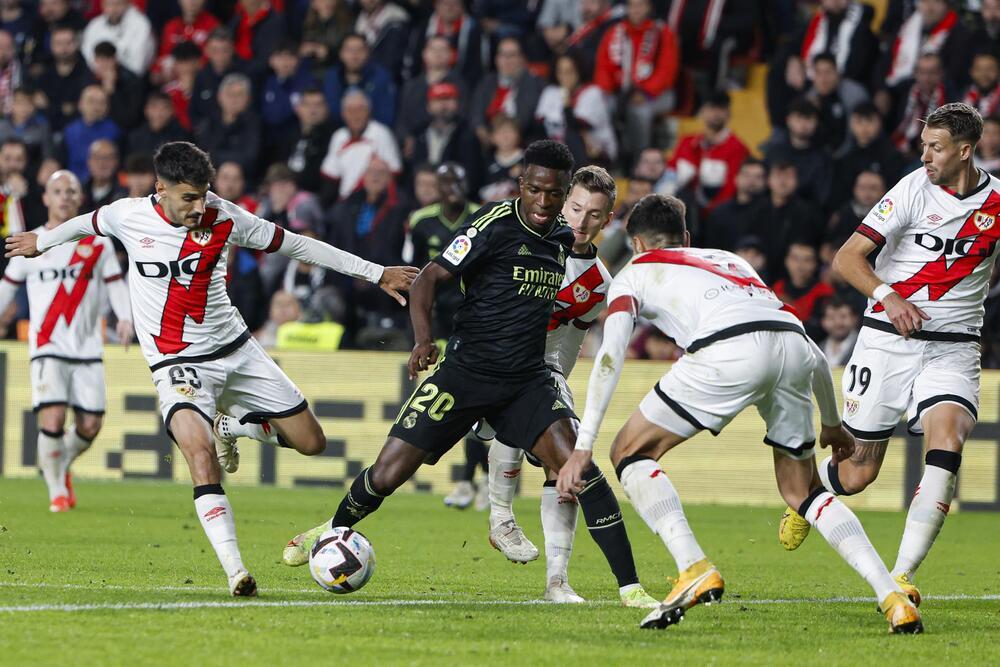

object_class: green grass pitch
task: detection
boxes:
[1,478,998,666]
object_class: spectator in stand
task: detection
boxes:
[324,32,397,128]
[24,0,86,73]
[195,72,261,181]
[773,242,833,340]
[279,86,333,193]
[876,0,970,119]
[890,52,947,161]
[355,0,410,79]
[0,88,54,170]
[973,0,1000,60]
[261,40,316,165]
[0,29,20,115]
[405,0,486,88]
[477,0,539,45]
[411,162,441,208]
[2,0,35,61]
[594,0,679,162]
[91,41,142,131]
[0,137,41,230]
[396,35,466,143]
[562,0,623,79]
[598,175,654,274]
[830,102,905,207]
[750,160,823,281]
[469,36,544,147]
[81,138,125,209]
[478,114,523,202]
[733,234,769,281]
[404,82,482,195]
[123,151,155,197]
[819,297,860,365]
[127,90,191,158]
[976,115,1000,175]
[62,84,119,182]
[256,163,326,294]
[633,147,673,193]
[300,0,355,72]
[669,91,749,217]
[229,0,286,79]
[764,97,832,209]
[824,169,885,263]
[190,28,246,127]
[535,51,617,167]
[152,0,220,85]
[163,41,201,132]
[81,0,155,77]
[962,51,1000,119]
[255,290,303,348]
[327,157,410,348]
[213,160,257,212]
[768,0,876,127]
[319,88,402,204]
[702,157,766,251]
[805,52,868,153]
[34,23,94,133]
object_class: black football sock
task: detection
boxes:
[462,437,489,480]
[576,464,640,587]
[332,467,387,528]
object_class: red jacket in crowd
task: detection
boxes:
[669,129,750,211]
[594,18,679,98]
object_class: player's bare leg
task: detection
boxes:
[608,410,722,628]
[58,410,102,509]
[532,418,657,608]
[171,409,255,596]
[282,437,426,566]
[37,405,70,511]
[772,449,921,633]
[889,403,973,604]
[213,407,326,472]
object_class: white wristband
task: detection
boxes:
[872,283,895,303]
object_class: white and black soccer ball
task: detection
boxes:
[309,527,376,594]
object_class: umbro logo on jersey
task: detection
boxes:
[140,237,155,248]
[927,214,942,222]
[517,244,531,256]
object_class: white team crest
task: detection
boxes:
[572,283,590,303]
[189,229,213,246]
[75,244,93,258]
[845,399,859,417]
[974,212,995,232]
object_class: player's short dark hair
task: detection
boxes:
[626,194,686,246]
[153,141,216,187]
[172,40,202,62]
[851,101,881,121]
[125,152,154,174]
[811,52,837,69]
[523,140,574,174]
[925,102,983,145]
[94,41,116,59]
[570,165,616,206]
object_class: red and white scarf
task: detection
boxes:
[886,9,958,87]
[963,83,1000,118]
[667,0,727,50]
[567,5,623,47]
[892,82,946,152]
[800,2,864,79]
[606,20,663,90]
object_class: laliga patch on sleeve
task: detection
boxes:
[873,197,893,222]
[442,234,472,265]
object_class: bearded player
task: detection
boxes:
[779,103,998,607]
[5,142,417,596]
[0,170,132,512]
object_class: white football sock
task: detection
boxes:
[218,412,279,446]
[60,429,93,477]
[817,455,836,494]
[803,490,899,602]
[619,458,705,571]
[891,461,957,580]
[541,482,577,582]
[488,440,523,530]
[38,430,67,501]
[194,487,245,578]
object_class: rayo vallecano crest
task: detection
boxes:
[572,283,590,303]
[189,228,213,246]
[974,211,995,232]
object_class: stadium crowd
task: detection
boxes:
[0,0,999,367]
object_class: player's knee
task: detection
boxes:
[294,430,326,456]
[367,463,403,496]
[187,446,219,480]
[76,417,102,441]
[840,467,876,494]
[38,408,67,434]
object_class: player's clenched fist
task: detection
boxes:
[378,265,420,306]
[5,231,40,258]
[407,340,439,380]
[819,423,856,463]
[882,292,930,339]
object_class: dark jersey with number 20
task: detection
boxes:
[432,198,575,379]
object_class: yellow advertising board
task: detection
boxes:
[1,342,997,512]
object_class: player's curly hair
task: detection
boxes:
[926,103,983,145]
[523,140,574,174]
[626,194,686,247]
[153,141,216,187]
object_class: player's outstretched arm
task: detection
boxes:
[805,336,855,463]
[833,233,930,339]
[406,262,452,380]
[557,309,634,495]
[5,212,97,258]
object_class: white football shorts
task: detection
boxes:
[31,357,106,414]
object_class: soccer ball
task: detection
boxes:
[309,527,376,594]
